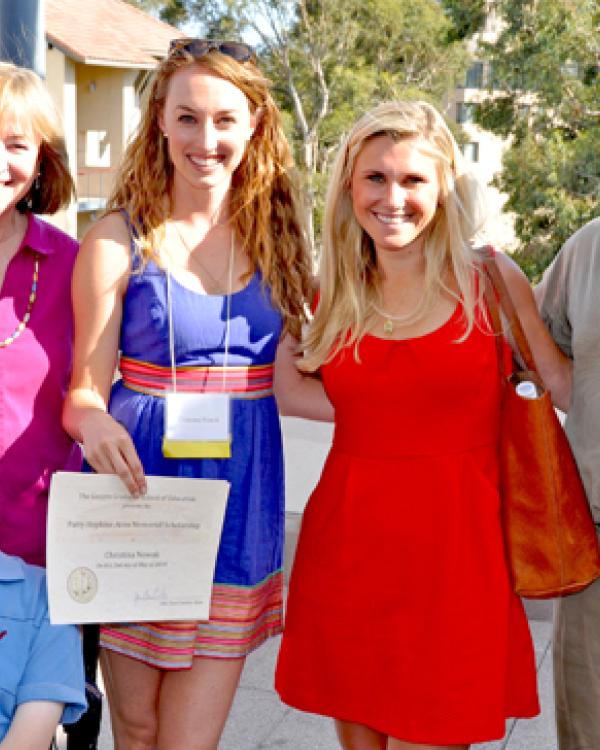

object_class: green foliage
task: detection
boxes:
[126,0,471,247]
[159,0,189,25]
[124,0,189,25]
[354,0,468,100]
[258,0,469,244]
[476,0,600,279]
[441,0,486,41]
[498,129,600,283]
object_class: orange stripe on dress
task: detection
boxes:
[119,355,274,397]
[98,571,284,666]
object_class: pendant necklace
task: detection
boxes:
[371,301,416,337]
[172,222,232,295]
[1,253,40,348]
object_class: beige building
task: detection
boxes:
[41,0,514,247]
[447,3,517,250]
[43,0,182,238]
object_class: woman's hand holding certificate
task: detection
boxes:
[46,473,229,625]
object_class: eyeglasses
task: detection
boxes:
[168,38,255,63]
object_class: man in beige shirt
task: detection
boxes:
[536,217,600,750]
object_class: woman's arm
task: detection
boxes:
[0,701,63,750]
[62,212,146,496]
[273,334,334,422]
[495,252,573,412]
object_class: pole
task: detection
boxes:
[0,0,45,77]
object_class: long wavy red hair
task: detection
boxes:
[108,48,312,337]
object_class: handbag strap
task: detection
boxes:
[480,257,505,378]
[478,246,538,375]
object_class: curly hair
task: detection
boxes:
[108,47,312,337]
[301,100,489,371]
[0,62,74,215]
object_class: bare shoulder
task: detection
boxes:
[76,211,132,291]
[81,211,131,254]
[493,249,526,282]
[492,250,532,299]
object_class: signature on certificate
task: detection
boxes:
[134,587,168,603]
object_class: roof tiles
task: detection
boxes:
[45,0,184,68]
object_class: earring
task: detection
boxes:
[27,173,41,209]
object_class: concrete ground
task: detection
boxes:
[57,594,556,750]
[220,598,557,750]
[58,418,559,749]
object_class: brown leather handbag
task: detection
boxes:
[482,254,600,599]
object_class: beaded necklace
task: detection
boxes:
[0,253,40,348]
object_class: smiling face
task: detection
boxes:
[159,64,257,197]
[350,134,441,258]
[0,117,40,216]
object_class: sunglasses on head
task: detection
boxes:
[168,38,255,63]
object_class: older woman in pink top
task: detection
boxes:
[0,62,80,567]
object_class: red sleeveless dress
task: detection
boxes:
[275,303,539,744]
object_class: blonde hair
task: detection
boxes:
[0,62,74,214]
[108,47,311,337]
[302,100,488,371]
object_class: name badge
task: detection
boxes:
[163,393,232,459]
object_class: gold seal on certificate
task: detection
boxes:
[46,473,230,625]
[67,567,98,604]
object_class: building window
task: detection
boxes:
[85,130,110,168]
[456,102,478,124]
[484,13,499,34]
[561,60,579,78]
[488,62,500,89]
[463,142,479,163]
[517,104,531,121]
[465,62,484,89]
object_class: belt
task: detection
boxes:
[119,356,274,399]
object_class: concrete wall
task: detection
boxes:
[75,65,143,238]
[43,45,77,237]
[281,418,332,513]
[43,52,146,240]
[77,65,120,170]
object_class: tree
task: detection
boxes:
[127,0,470,248]
[473,0,600,280]
[200,0,469,245]
[124,0,189,25]
[441,0,486,41]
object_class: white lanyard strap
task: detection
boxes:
[167,268,177,392]
[221,232,234,390]
[166,231,235,394]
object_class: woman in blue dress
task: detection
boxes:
[63,39,332,750]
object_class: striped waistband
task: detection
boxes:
[120,356,274,399]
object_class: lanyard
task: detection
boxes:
[166,232,235,393]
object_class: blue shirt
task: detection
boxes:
[0,552,86,741]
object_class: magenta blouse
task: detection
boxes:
[0,214,81,566]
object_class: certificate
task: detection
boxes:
[46,472,229,625]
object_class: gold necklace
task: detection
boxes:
[1,253,40,348]
[172,222,233,294]
[371,301,417,336]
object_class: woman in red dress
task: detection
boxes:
[275,101,572,749]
